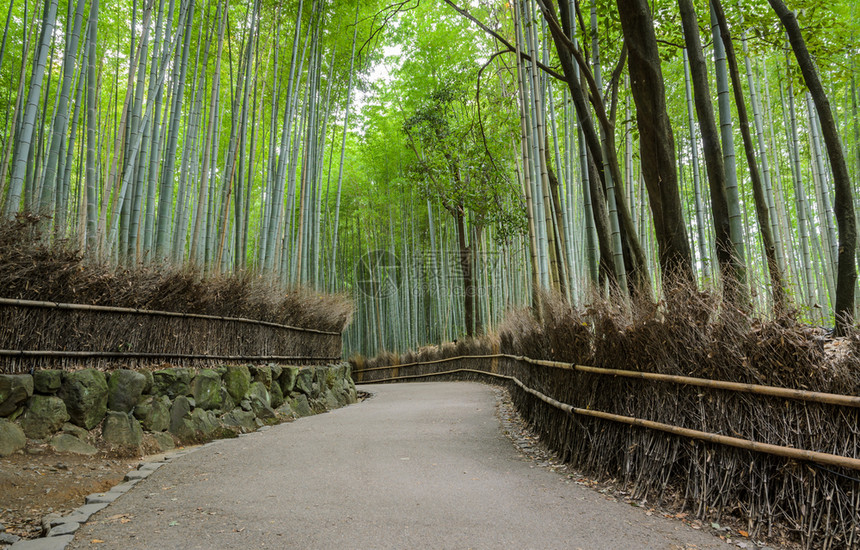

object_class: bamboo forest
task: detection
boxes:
[0,0,858,357]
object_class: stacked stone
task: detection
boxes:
[0,363,357,456]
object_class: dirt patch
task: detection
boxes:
[0,449,140,541]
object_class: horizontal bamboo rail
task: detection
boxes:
[0,349,340,363]
[0,297,340,335]
[353,353,860,408]
[357,368,860,472]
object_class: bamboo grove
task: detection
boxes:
[0,0,857,356]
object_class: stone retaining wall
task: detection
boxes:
[0,363,357,457]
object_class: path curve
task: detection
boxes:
[69,382,731,549]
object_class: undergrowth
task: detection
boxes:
[0,214,352,333]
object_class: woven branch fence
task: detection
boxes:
[352,352,860,549]
[0,298,342,373]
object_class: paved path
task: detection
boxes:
[69,382,731,549]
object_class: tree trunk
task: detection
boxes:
[616,0,694,285]
[768,0,857,332]
[678,0,744,301]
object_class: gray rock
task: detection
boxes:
[137,461,164,471]
[40,513,61,534]
[222,366,251,401]
[309,398,327,414]
[72,502,109,518]
[8,535,74,549]
[5,406,24,422]
[0,532,21,544]
[315,366,333,392]
[0,374,34,417]
[218,388,236,414]
[248,381,270,407]
[170,397,191,429]
[0,419,26,456]
[290,394,313,417]
[275,402,293,417]
[45,515,87,528]
[294,368,314,397]
[19,396,70,440]
[57,369,108,430]
[269,364,282,381]
[239,399,252,412]
[250,400,276,420]
[169,397,195,441]
[278,366,299,395]
[248,382,275,419]
[124,469,152,481]
[107,369,147,413]
[60,422,89,439]
[133,395,170,432]
[102,411,143,448]
[324,388,341,411]
[152,368,193,399]
[269,379,285,409]
[249,365,272,388]
[147,431,175,452]
[50,433,99,456]
[46,522,80,537]
[189,408,219,436]
[162,449,193,460]
[220,409,257,432]
[191,369,222,410]
[329,377,348,402]
[139,370,154,394]
[85,492,121,504]
[33,370,63,394]
[110,480,139,493]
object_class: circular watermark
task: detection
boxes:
[355,249,400,298]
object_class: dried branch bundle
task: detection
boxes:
[0,216,352,371]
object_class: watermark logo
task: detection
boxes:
[354,249,505,298]
[355,250,400,298]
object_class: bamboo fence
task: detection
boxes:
[0,298,342,372]
[352,352,860,548]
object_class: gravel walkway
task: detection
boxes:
[66,382,732,549]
